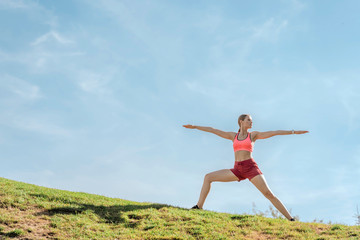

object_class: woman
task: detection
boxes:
[183,114,309,221]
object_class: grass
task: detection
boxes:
[0,177,359,239]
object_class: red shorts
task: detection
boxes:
[230,158,262,181]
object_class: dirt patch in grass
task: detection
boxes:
[0,206,56,239]
[313,225,331,235]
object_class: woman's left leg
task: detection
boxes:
[250,174,293,220]
[196,169,238,209]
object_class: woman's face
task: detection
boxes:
[243,115,253,129]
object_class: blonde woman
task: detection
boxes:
[183,114,308,221]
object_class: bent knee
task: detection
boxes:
[204,173,214,183]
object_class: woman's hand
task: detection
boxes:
[183,124,196,129]
[294,130,309,134]
[183,125,235,140]
[253,130,309,140]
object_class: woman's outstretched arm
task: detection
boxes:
[183,125,235,140]
[253,130,309,141]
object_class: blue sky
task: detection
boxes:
[1,0,359,225]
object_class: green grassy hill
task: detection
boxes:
[0,177,359,239]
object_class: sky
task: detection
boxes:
[1,0,360,225]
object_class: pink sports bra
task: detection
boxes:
[233,132,253,152]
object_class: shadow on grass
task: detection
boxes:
[31,193,168,225]
[47,203,166,224]
[0,229,24,238]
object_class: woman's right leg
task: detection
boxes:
[196,169,238,209]
[250,174,293,220]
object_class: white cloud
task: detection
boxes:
[77,71,111,95]
[289,0,306,13]
[252,18,288,42]
[24,30,85,73]
[0,74,42,101]
[182,16,291,100]
[0,0,58,28]
[94,0,148,43]
[0,110,71,138]
[0,75,70,139]
[31,31,74,46]
[12,84,41,100]
[0,0,28,9]
[75,68,123,98]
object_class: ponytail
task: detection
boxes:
[237,114,249,133]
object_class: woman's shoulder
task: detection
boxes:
[250,131,259,141]
[228,132,238,141]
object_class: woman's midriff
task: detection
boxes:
[234,150,252,162]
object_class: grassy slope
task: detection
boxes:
[0,177,359,240]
